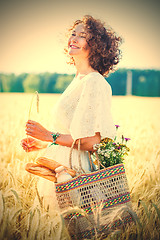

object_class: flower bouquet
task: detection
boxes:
[92,125,130,168]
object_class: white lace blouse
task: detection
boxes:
[43,72,116,173]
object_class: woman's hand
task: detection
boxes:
[21,137,48,152]
[25,120,53,142]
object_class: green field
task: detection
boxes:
[0,93,160,239]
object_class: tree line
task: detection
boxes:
[0,69,160,96]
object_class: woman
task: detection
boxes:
[21,15,122,207]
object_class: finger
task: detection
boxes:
[28,120,37,124]
[21,137,28,142]
[26,123,34,128]
[25,131,33,138]
[26,120,31,126]
[22,144,32,152]
[26,146,39,152]
[22,137,34,142]
[21,142,26,148]
[27,119,34,123]
[25,126,33,133]
[26,132,34,138]
[25,130,31,136]
[21,140,30,148]
[21,137,29,142]
[21,139,32,146]
[27,140,36,147]
[22,145,28,151]
[26,147,34,152]
[21,139,27,146]
[22,141,33,148]
[26,120,36,125]
[28,119,34,123]
[26,132,39,140]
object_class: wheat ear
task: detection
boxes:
[28,91,39,119]
[27,91,39,146]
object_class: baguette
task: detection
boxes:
[36,157,76,177]
[25,163,57,182]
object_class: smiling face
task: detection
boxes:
[68,24,90,59]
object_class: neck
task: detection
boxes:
[74,57,95,76]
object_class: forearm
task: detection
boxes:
[25,120,100,151]
[47,131,101,151]
[44,131,73,147]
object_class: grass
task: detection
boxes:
[0,93,160,239]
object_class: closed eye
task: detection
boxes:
[80,35,86,38]
[71,31,86,38]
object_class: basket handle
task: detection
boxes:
[94,151,106,169]
[69,140,95,173]
[88,151,106,170]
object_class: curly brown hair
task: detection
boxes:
[65,15,122,76]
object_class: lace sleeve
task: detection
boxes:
[69,74,116,140]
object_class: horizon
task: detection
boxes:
[0,66,160,76]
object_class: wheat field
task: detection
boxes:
[0,93,160,240]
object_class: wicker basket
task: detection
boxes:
[55,142,132,239]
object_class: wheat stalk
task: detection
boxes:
[27,207,40,239]
[0,191,5,226]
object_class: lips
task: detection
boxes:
[69,45,80,49]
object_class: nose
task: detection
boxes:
[72,35,78,43]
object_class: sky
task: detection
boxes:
[0,0,160,74]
